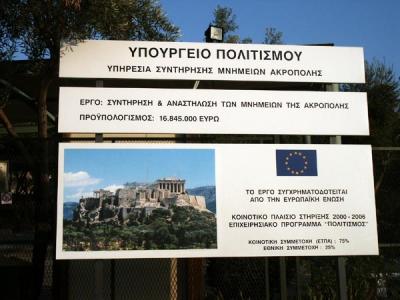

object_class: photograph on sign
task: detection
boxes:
[59,40,365,83]
[60,147,216,254]
[57,143,378,259]
[58,87,369,136]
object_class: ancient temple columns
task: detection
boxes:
[157,179,185,194]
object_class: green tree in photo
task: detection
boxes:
[63,204,217,251]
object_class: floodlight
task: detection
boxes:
[205,25,224,43]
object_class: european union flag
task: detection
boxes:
[276,150,318,176]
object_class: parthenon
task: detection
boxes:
[156,178,185,194]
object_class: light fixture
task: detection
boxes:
[205,25,224,43]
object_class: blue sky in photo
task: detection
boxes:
[160,0,400,77]
[63,148,215,202]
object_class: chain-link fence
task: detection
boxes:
[1,138,400,299]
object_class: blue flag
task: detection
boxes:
[276,150,318,176]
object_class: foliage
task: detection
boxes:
[343,60,400,147]
[296,60,400,299]
[0,1,179,297]
[301,257,339,299]
[1,0,179,66]
[300,254,400,300]
[212,5,238,42]
[63,206,217,251]
[293,60,400,299]
[0,27,16,61]
[225,35,240,44]
[374,150,400,242]
[264,27,283,45]
[241,37,253,44]
[211,5,283,45]
[206,258,267,299]
[85,0,180,41]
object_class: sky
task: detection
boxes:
[160,0,400,78]
[63,148,215,202]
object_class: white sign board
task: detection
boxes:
[58,87,369,135]
[57,143,378,259]
[60,40,365,83]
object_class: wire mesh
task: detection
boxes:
[67,259,180,300]
[114,259,177,300]
[205,257,267,299]
[1,140,400,299]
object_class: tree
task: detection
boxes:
[0,1,179,298]
[85,0,180,41]
[241,37,253,44]
[340,60,400,298]
[212,5,239,43]
[0,24,16,61]
[211,6,283,45]
[344,60,400,194]
[212,5,238,34]
[264,27,283,44]
[344,60,399,144]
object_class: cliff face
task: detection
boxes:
[72,182,209,224]
[186,186,216,214]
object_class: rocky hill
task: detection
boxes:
[186,186,216,214]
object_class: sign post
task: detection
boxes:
[58,40,376,300]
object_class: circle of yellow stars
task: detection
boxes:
[285,151,308,175]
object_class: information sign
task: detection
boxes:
[58,87,369,135]
[56,143,378,259]
[59,40,365,83]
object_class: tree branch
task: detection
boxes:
[374,152,391,195]
[0,108,34,168]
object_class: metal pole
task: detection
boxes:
[94,79,106,300]
[94,260,105,300]
[297,132,313,299]
[337,257,348,300]
[186,79,205,300]
[280,257,287,300]
[95,80,104,143]
[327,83,348,300]
[296,257,302,300]
[265,258,270,300]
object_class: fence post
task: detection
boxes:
[280,257,287,300]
